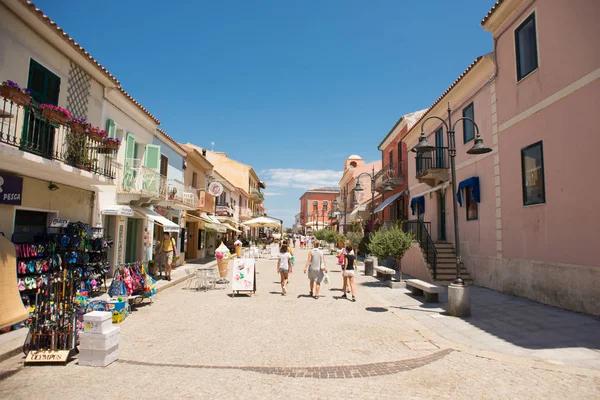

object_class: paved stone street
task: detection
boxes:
[1,249,599,399]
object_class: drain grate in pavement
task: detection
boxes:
[118,349,452,379]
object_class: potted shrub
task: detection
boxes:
[345,230,363,256]
[0,80,31,106]
[367,224,413,281]
[68,116,90,134]
[40,104,71,125]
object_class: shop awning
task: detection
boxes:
[410,196,425,215]
[374,191,404,213]
[204,214,228,233]
[101,205,134,217]
[457,177,480,207]
[132,207,180,232]
[188,213,213,223]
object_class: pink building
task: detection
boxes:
[402,0,600,315]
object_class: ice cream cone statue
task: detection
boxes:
[215,243,231,279]
[234,239,242,257]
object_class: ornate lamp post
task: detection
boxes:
[413,103,492,317]
[353,166,393,233]
[332,186,358,235]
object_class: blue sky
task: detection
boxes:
[36,0,495,227]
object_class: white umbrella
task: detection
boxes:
[242,216,281,228]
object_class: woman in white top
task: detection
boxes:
[277,244,292,295]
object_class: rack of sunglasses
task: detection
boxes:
[13,222,114,357]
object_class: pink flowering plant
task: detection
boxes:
[1,80,31,95]
[40,104,72,119]
[87,126,108,140]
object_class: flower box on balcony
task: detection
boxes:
[41,104,71,125]
[68,117,90,134]
[103,137,121,149]
[0,83,31,107]
[87,127,107,142]
[98,146,115,154]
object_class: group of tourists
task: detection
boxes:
[276,240,356,301]
[286,234,315,249]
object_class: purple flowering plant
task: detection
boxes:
[103,137,121,145]
[1,80,31,96]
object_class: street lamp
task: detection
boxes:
[414,103,492,317]
[353,166,393,234]
[333,186,358,235]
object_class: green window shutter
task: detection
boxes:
[125,133,136,160]
[143,144,161,195]
[144,144,161,171]
[106,119,117,139]
[122,133,137,191]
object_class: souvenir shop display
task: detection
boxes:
[12,221,113,363]
[109,262,156,306]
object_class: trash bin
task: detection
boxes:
[364,258,374,276]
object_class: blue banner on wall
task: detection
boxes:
[0,174,23,205]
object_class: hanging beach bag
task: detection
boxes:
[108,271,127,297]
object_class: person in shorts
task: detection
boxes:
[277,244,292,295]
[342,245,356,302]
[304,241,328,299]
[158,232,176,281]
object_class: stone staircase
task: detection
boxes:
[430,242,473,286]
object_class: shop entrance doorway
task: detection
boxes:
[125,218,139,263]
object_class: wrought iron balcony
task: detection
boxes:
[0,97,117,179]
[216,203,234,217]
[250,188,265,203]
[415,147,450,186]
[374,161,406,192]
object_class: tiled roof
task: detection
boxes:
[118,87,160,124]
[410,56,483,135]
[21,1,120,86]
[21,2,162,128]
[156,128,187,152]
[308,187,340,192]
[481,0,506,26]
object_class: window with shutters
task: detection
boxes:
[192,172,198,189]
[22,59,62,158]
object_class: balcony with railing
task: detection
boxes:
[166,179,198,210]
[249,188,265,203]
[0,96,117,183]
[215,203,234,217]
[117,158,168,205]
[195,189,214,213]
[415,147,450,186]
[374,161,406,192]
[239,207,252,221]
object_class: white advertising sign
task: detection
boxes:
[232,259,255,292]
[208,182,224,197]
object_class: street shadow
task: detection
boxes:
[329,288,344,292]
[403,285,600,351]
[359,281,386,288]
[365,307,388,313]
[268,291,283,295]
[296,294,314,299]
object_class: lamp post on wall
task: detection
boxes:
[413,103,492,317]
[353,166,393,234]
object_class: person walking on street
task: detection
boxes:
[341,241,354,295]
[158,232,176,281]
[342,245,357,302]
[277,244,292,295]
[304,241,328,299]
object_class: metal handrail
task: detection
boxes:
[403,220,438,279]
[0,96,117,179]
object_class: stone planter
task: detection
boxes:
[0,86,31,107]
